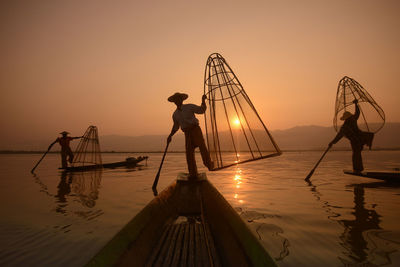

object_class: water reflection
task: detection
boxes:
[233,167,244,204]
[339,184,381,264]
[237,207,289,261]
[232,167,290,261]
[305,179,341,220]
[306,179,399,265]
[34,170,103,218]
[70,171,101,208]
[55,172,72,213]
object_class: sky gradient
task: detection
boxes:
[1,0,399,147]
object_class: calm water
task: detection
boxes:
[0,151,400,266]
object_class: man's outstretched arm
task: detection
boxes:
[49,139,58,150]
[201,94,207,111]
[193,94,207,114]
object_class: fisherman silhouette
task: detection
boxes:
[329,99,374,173]
[50,131,82,169]
[167,92,213,179]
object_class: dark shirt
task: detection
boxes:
[332,104,362,145]
[57,136,73,150]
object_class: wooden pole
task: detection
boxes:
[152,142,170,196]
[31,143,55,173]
[305,146,331,181]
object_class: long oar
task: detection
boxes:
[31,143,55,173]
[152,142,170,195]
[305,145,331,181]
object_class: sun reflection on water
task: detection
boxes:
[233,167,244,204]
[234,153,241,163]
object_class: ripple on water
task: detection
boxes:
[0,223,105,267]
[1,152,400,266]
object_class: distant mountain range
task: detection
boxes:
[100,123,400,151]
[3,123,399,152]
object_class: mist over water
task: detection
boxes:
[0,151,399,266]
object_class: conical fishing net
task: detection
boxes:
[204,53,281,170]
[334,76,385,133]
[72,126,102,167]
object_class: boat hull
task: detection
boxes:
[62,156,147,172]
[86,174,277,266]
[344,170,400,182]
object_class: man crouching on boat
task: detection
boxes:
[167,92,214,179]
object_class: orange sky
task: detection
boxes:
[1,0,399,145]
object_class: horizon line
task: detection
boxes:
[99,122,400,137]
[2,148,400,154]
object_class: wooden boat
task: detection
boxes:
[344,170,400,182]
[62,156,148,172]
[86,173,277,267]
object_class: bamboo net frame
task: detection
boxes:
[203,53,281,170]
[72,126,102,167]
[334,76,385,133]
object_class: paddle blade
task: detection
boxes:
[152,172,161,196]
[305,169,314,181]
[152,172,160,190]
[151,142,169,194]
[152,187,158,196]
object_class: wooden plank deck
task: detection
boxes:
[145,216,221,267]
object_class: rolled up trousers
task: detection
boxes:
[184,125,212,177]
[61,148,74,168]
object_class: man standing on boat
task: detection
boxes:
[167,92,214,178]
[49,131,82,169]
[329,99,374,173]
